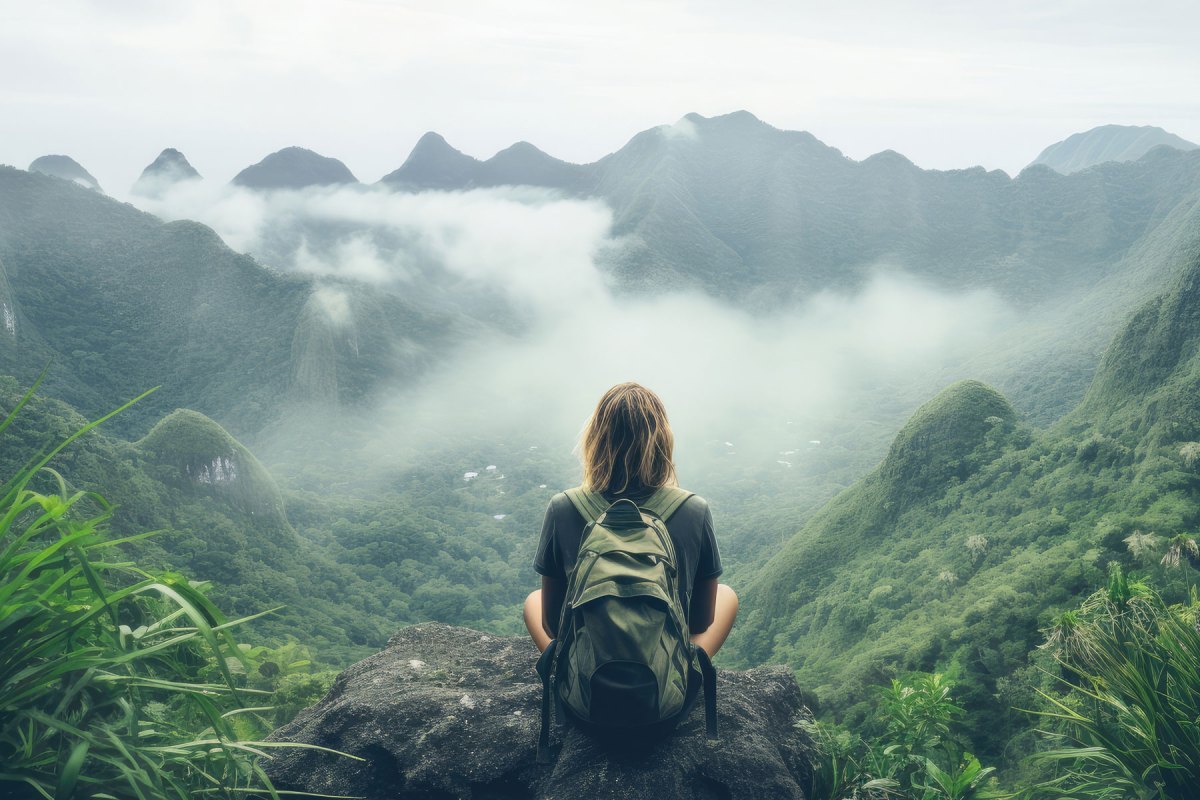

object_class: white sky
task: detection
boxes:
[2,0,1198,194]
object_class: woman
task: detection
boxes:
[523,381,738,657]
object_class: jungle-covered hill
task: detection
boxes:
[728,237,1200,762]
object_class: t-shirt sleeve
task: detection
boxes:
[533,498,563,578]
[696,501,723,580]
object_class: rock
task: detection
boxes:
[266,623,814,799]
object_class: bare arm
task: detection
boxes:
[540,575,567,639]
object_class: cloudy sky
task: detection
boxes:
[3,0,1198,193]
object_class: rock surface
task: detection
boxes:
[266,623,814,799]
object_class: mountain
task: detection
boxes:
[379,133,589,191]
[28,154,102,192]
[138,408,289,526]
[1073,232,1200,442]
[232,146,359,190]
[379,132,484,190]
[1030,124,1198,175]
[373,112,1200,424]
[0,166,461,437]
[132,147,201,196]
[730,243,1200,761]
[381,112,1200,308]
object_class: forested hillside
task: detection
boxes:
[729,238,1200,764]
[0,167,464,436]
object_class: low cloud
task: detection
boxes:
[660,117,699,141]
[132,180,1014,480]
[368,268,1012,471]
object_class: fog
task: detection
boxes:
[132,179,1014,484]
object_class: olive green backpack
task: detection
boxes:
[535,486,717,762]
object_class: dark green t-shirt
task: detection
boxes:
[533,487,723,610]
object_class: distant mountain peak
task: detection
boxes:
[863,149,915,167]
[412,131,458,151]
[132,148,201,196]
[28,155,103,192]
[1030,124,1198,174]
[495,140,544,156]
[403,132,477,166]
[684,110,764,126]
[379,132,482,189]
[231,146,358,190]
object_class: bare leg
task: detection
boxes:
[691,584,738,657]
[524,590,551,652]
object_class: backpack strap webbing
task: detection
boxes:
[565,486,694,524]
[535,639,558,763]
[564,487,609,524]
[641,486,694,522]
[695,645,718,740]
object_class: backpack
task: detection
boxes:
[535,485,717,763]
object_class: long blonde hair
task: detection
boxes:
[579,382,677,494]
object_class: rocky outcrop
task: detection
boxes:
[266,623,815,799]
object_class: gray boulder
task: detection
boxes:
[266,623,814,799]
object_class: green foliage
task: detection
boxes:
[800,673,1005,800]
[138,408,290,527]
[1031,567,1200,799]
[0,378,351,798]
[730,247,1200,765]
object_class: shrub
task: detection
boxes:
[1033,565,1200,799]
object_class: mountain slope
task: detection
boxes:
[1031,124,1198,175]
[731,246,1200,760]
[0,167,459,437]
[381,112,1200,310]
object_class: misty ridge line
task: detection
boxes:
[40,112,1198,199]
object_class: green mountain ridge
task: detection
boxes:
[380,112,1200,309]
[0,166,465,437]
[729,245,1200,762]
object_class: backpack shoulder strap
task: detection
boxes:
[564,486,610,524]
[641,486,694,522]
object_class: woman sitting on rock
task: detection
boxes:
[524,381,738,658]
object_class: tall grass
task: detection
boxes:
[0,373,354,798]
[1033,564,1200,799]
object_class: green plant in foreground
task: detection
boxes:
[1032,564,1200,799]
[0,374,355,799]
[800,673,1005,800]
